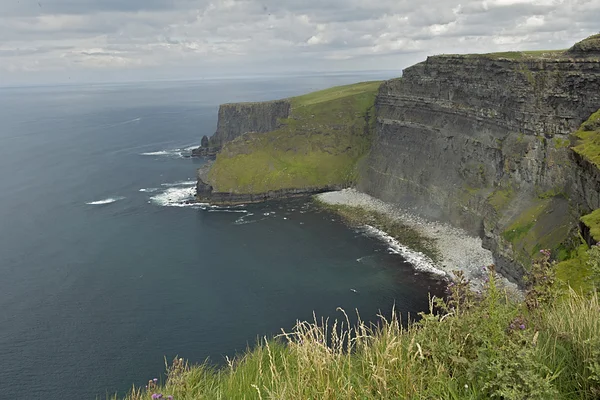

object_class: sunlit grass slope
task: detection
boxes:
[207,81,381,194]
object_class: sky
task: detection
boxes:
[0,0,599,85]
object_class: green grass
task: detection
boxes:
[581,209,600,243]
[573,108,600,169]
[207,81,381,194]
[488,187,515,212]
[455,49,567,60]
[115,276,600,400]
[502,198,552,246]
[556,244,593,293]
[314,201,440,263]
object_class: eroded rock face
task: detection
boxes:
[212,100,291,147]
[358,54,600,282]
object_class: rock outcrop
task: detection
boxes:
[358,51,600,282]
[568,34,600,58]
[212,100,291,148]
[192,100,291,157]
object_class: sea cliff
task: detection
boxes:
[195,81,380,200]
[195,35,600,283]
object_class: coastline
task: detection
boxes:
[316,188,519,293]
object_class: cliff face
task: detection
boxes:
[197,82,380,200]
[211,100,291,148]
[358,53,600,281]
[197,36,600,284]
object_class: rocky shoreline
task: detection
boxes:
[317,189,519,293]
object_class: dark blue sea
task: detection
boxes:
[0,74,445,399]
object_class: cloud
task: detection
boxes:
[0,0,599,83]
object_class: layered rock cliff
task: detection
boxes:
[358,38,600,282]
[212,100,291,148]
[197,35,600,283]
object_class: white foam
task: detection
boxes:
[184,145,199,151]
[208,209,248,213]
[86,197,124,205]
[150,187,196,207]
[160,181,196,187]
[139,188,159,193]
[141,150,171,156]
[363,225,448,278]
[317,189,519,292]
[140,147,187,158]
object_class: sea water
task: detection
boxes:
[0,74,445,398]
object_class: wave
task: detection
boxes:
[140,150,172,156]
[86,197,125,205]
[150,186,197,207]
[140,145,198,158]
[160,181,196,187]
[362,225,448,278]
[139,188,159,193]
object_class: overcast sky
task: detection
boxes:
[1,0,599,85]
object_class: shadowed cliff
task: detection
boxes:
[358,35,600,282]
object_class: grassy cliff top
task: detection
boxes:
[437,35,600,61]
[568,33,600,56]
[289,81,382,107]
[206,81,381,194]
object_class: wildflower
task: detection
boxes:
[151,394,163,400]
[509,323,515,330]
[539,249,551,258]
[153,378,158,383]
[519,324,526,330]
[167,396,174,400]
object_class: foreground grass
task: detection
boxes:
[116,257,600,400]
[207,82,381,194]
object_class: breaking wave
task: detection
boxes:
[150,186,197,207]
[140,145,198,158]
[86,197,125,205]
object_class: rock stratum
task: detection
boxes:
[195,35,600,283]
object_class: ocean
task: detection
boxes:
[0,74,445,399]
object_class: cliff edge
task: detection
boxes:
[196,81,381,203]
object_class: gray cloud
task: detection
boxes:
[0,0,599,84]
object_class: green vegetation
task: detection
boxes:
[314,201,440,263]
[501,196,574,269]
[116,257,600,400]
[573,108,600,169]
[581,209,600,243]
[488,187,515,212]
[568,34,600,55]
[556,244,593,293]
[207,82,381,194]
[460,49,567,60]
